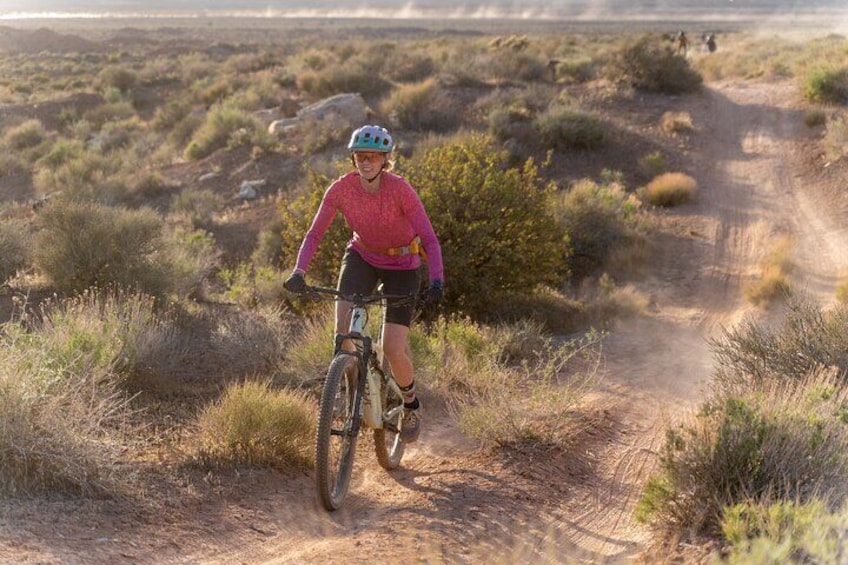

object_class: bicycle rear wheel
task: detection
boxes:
[315,353,361,511]
[373,355,405,470]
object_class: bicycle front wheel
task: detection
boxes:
[373,357,405,470]
[315,353,361,511]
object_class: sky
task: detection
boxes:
[0,0,846,20]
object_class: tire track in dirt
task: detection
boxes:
[547,79,842,561]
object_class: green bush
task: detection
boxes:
[805,67,848,104]
[719,500,848,564]
[171,187,225,226]
[403,133,570,318]
[534,106,605,150]
[34,200,169,296]
[636,372,848,542]
[98,66,138,93]
[608,34,703,94]
[3,118,46,150]
[554,178,643,280]
[184,102,263,161]
[0,217,32,284]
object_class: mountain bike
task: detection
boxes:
[301,285,416,511]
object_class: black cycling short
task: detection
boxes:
[337,249,420,327]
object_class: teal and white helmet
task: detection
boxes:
[347,125,393,153]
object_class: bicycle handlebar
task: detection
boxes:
[302,285,417,306]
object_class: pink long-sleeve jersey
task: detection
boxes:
[295,171,444,282]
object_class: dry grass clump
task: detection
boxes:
[643,172,697,207]
[0,216,33,284]
[191,379,315,470]
[380,77,454,132]
[660,111,694,135]
[0,290,175,496]
[413,317,603,448]
[743,235,794,307]
[3,118,47,150]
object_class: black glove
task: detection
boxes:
[424,279,444,305]
[284,272,306,293]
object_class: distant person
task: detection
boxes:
[676,31,690,56]
[706,33,717,53]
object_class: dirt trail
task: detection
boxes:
[2,79,844,565]
[230,80,840,564]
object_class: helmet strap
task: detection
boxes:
[365,169,382,183]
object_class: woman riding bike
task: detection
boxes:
[284,124,444,443]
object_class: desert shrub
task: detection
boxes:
[743,236,794,307]
[718,500,848,564]
[33,150,127,202]
[481,84,558,141]
[534,106,605,151]
[381,78,454,132]
[82,101,136,129]
[710,295,848,390]
[295,62,388,99]
[608,34,703,94]
[161,226,220,299]
[403,133,570,318]
[384,51,436,83]
[170,187,225,226]
[823,113,848,162]
[554,177,643,281]
[34,199,172,296]
[36,138,85,169]
[555,58,597,83]
[643,172,697,207]
[638,151,667,178]
[184,102,263,160]
[660,111,694,134]
[218,262,287,309]
[636,371,848,542]
[98,66,137,93]
[416,317,603,447]
[3,118,46,150]
[0,153,28,177]
[0,290,170,495]
[151,99,193,133]
[485,49,548,83]
[0,217,32,284]
[805,67,848,104]
[192,379,315,469]
[804,108,827,128]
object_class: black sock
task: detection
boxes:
[404,397,420,410]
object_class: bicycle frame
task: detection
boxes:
[312,287,412,432]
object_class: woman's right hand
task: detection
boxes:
[284,271,306,293]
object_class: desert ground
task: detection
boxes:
[1,17,846,564]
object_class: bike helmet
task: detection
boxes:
[348,125,393,153]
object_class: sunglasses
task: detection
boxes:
[353,152,385,163]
